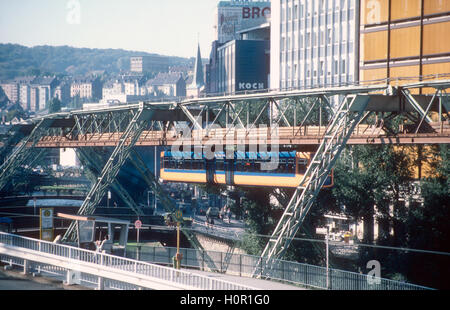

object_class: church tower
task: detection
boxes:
[187,44,205,98]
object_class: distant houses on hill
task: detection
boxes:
[0,52,200,114]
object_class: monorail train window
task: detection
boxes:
[185,160,190,169]
[288,159,295,172]
[216,159,225,171]
[164,158,174,169]
[175,159,183,170]
[276,159,288,173]
[183,159,191,169]
[192,160,203,170]
[297,158,308,174]
[276,159,296,174]
[172,159,179,169]
[255,161,262,171]
[241,160,254,172]
[235,160,244,172]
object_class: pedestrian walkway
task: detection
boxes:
[0,268,89,290]
[185,268,306,290]
[192,215,246,241]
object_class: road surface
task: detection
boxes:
[0,267,90,290]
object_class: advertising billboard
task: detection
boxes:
[215,0,271,43]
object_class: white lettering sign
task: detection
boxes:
[367,260,382,285]
[66,0,81,25]
[366,0,381,24]
[238,82,265,90]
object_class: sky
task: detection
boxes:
[0,0,218,58]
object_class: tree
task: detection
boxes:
[333,145,414,243]
[47,98,62,114]
[405,145,450,289]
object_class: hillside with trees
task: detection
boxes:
[0,44,193,80]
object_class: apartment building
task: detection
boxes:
[70,77,102,100]
[147,72,186,98]
[54,82,71,105]
[29,86,40,112]
[0,82,19,103]
[130,56,152,73]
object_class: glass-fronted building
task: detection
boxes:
[359,0,450,92]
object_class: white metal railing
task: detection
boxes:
[0,232,256,290]
[127,245,434,291]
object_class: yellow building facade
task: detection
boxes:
[360,0,450,91]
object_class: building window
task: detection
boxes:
[342,27,347,42]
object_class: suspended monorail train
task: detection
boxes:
[160,151,333,188]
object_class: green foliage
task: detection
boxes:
[0,44,192,80]
[333,145,415,244]
[401,145,450,289]
[280,97,332,126]
[4,106,26,122]
[234,144,448,288]
[47,98,62,114]
[239,233,266,256]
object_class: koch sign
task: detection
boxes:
[238,82,265,90]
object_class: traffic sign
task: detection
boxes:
[40,208,54,241]
[316,227,328,235]
[135,220,142,229]
[174,210,183,222]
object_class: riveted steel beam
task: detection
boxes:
[62,104,154,242]
[254,95,371,278]
[0,119,53,192]
[76,148,144,217]
[127,149,220,271]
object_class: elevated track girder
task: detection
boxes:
[0,80,448,259]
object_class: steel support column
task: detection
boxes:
[62,104,153,242]
[0,119,52,192]
[76,148,144,217]
[254,95,371,278]
[127,150,219,271]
